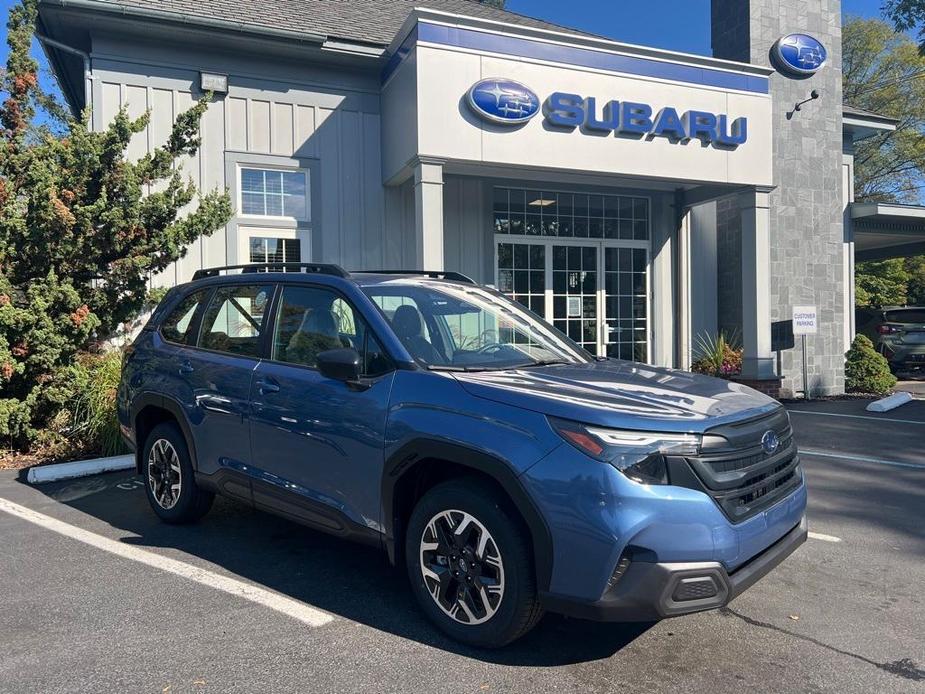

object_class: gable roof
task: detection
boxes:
[74,0,597,48]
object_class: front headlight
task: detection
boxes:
[548,417,701,485]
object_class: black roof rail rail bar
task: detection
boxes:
[191,263,350,281]
[357,270,476,284]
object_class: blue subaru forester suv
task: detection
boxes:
[118,263,807,647]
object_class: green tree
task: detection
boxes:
[855,258,909,307]
[843,17,925,308]
[884,0,925,53]
[0,0,232,446]
[906,254,925,303]
[843,17,925,201]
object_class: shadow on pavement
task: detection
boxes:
[24,471,651,665]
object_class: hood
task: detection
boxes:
[453,361,780,433]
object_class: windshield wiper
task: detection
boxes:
[426,364,489,372]
[520,359,571,368]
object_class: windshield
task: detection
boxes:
[363,280,592,370]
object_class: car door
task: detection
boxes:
[248,283,395,534]
[181,281,275,482]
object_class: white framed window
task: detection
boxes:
[238,166,310,221]
[239,227,311,269]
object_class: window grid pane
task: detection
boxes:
[240,168,308,219]
[493,187,648,241]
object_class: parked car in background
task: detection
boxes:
[118,263,807,647]
[857,306,925,373]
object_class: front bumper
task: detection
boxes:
[540,515,807,622]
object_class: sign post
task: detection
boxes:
[792,306,818,400]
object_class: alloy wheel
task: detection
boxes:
[147,438,182,510]
[419,509,505,625]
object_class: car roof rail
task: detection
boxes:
[191,263,351,281]
[357,270,476,284]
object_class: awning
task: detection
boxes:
[851,202,925,261]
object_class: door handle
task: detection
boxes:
[256,379,280,395]
[178,360,194,375]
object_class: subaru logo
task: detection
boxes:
[467,78,540,125]
[761,430,780,455]
[772,34,827,76]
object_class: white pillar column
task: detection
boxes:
[413,158,445,271]
[739,189,775,379]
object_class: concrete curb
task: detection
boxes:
[26,454,135,484]
[866,392,914,413]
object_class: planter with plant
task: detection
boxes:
[690,331,743,379]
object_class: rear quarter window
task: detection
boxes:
[160,289,209,345]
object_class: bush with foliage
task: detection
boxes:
[845,334,897,394]
[690,331,743,379]
[38,350,126,457]
[0,0,231,449]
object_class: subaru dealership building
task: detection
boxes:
[37,0,921,396]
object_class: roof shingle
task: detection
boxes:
[82,0,594,47]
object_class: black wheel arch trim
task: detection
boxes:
[381,438,554,593]
[130,392,199,475]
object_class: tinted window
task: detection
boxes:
[272,285,391,376]
[884,309,925,324]
[160,290,207,345]
[198,284,273,357]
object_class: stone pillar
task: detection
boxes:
[712,0,845,396]
[413,158,445,271]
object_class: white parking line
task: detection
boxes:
[0,497,333,628]
[788,410,924,425]
[808,531,842,543]
[800,449,925,470]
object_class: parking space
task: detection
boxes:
[1,399,923,693]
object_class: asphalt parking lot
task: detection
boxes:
[1,399,924,693]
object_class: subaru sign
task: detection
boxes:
[467,79,540,124]
[772,34,827,77]
[543,93,748,149]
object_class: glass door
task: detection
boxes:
[496,239,649,361]
[551,243,598,354]
[602,246,649,362]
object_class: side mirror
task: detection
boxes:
[316,348,362,383]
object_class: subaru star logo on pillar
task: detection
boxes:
[761,430,780,455]
[772,33,827,76]
[467,78,540,124]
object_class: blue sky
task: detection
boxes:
[506,0,888,54]
[0,0,897,102]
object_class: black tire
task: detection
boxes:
[405,478,543,648]
[142,421,213,524]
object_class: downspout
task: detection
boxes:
[35,33,92,123]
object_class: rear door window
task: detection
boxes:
[160,289,208,345]
[198,284,274,357]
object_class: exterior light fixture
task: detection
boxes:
[200,72,228,94]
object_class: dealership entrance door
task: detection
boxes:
[492,186,651,361]
[495,236,649,361]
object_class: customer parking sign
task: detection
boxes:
[792,306,818,335]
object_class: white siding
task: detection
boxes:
[443,177,491,284]
[90,36,387,287]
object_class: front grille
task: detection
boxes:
[672,408,802,523]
